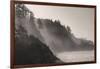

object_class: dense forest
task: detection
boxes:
[15,4,94,65]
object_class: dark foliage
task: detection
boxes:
[15,4,34,18]
[15,25,62,65]
[15,4,94,66]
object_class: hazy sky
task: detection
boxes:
[25,4,94,42]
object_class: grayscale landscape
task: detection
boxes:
[15,4,95,65]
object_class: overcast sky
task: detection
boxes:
[25,4,95,42]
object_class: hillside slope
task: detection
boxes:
[15,4,94,64]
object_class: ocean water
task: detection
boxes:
[56,50,94,63]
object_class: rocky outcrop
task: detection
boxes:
[15,25,62,65]
[15,4,94,65]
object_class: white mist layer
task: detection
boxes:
[57,50,94,62]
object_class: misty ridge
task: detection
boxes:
[15,4,94,65]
